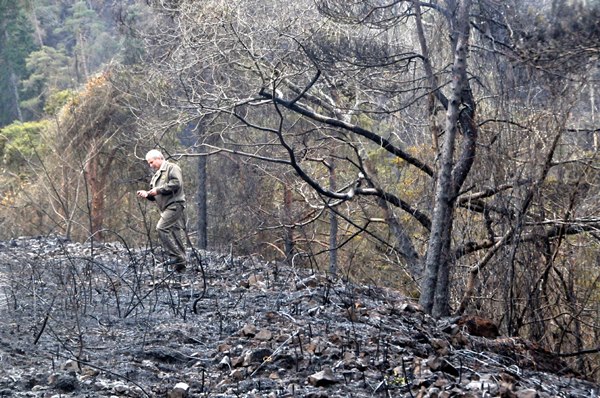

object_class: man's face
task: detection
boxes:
[147,156,163,171]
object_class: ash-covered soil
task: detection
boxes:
[0,236,597,397]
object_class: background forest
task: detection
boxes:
[0,0,599,382]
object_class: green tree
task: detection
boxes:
[21,45,72,117]
[0,0,37,126]
[0,119,48,237]
[0,120,47,169]
[58,0,120,83]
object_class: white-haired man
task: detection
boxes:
[137,150,187,272]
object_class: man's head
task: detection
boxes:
[145,149,164,171]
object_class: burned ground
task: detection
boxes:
[0,236,597,397]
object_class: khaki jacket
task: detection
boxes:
[148,161,185,211]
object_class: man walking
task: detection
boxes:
[137,149,187,272]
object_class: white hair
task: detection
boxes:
[145,149,164,161]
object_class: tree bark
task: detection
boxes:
[196,153,208,249]
[420,0,473,317]
[328,156,337,276]
[283,183,294,263]
[85,141,117,241]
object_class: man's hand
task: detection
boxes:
[137,189,157,198]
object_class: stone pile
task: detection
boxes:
[0,236,597,397]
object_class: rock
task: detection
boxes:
[431,338,450,355]
[80,366,99,378]
[230,368,246,380]
[466,377,499,396]
[401,302,421,313]
[218,355,231,369]
[451,330,470,346]
[217,343,232,353]
[272,353,296,369]
[241,323,257,337]
[255,328,272,341]
[60,359,79,372]
[243,347,273,366]
[139,347,189,363]
[53,374,78,393]
[306,338,328,356]
[514,388,536,398]
[167,382,189,398]
[295,275,324,289]
[231,355,245,367]
[499,386,519,398]
[112,382,129,393]
[307,366,338,386]
[427,356,459,377]
[457,315,499,338]
[248,274,265,289]
[342,350,355,364]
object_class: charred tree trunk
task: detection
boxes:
[283,183,294,263]
[420,0,476,317]
[328,157,338,276]
[196,153,208,249]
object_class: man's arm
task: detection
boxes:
[136,189,157,200]
[157,164,182,195]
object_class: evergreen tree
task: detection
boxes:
[21,46,71,118]
[0,1,37,126]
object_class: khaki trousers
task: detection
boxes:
[156,202,186,264]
